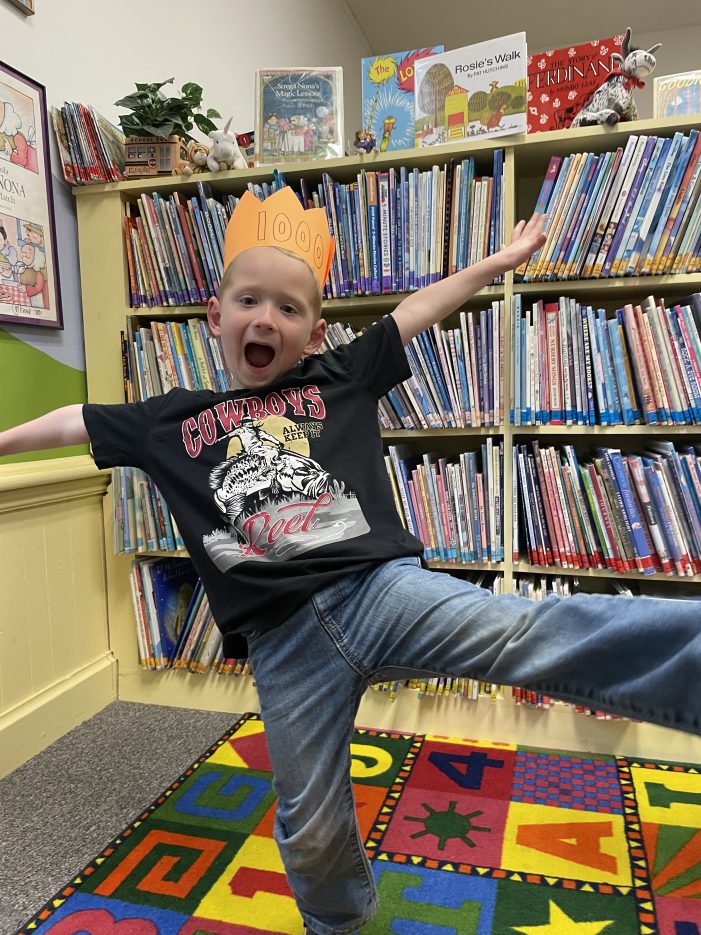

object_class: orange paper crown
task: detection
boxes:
[223,187,335,287]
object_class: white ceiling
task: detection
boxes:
[344,0,701,56]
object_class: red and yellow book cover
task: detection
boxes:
[527,35,624,133]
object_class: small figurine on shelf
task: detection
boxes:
[350,128,378,157]
[182,140,210,176]
[571,27,661,127]
[205,116,248,172]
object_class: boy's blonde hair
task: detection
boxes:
[218,246,323,319]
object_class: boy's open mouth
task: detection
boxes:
[244,343,275,368]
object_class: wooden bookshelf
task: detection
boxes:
[74,115,701,760]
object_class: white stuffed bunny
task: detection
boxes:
[206,117,247,172]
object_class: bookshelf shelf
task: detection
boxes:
[513,114,701,171]
[514,560,701,585]
[429,560,504,573]
[515,273,701,297]
[511,425,701,435]
[323,285,505,315]
[382,427,502,439]
[127,550,504,575]
[74,132,509,201]
[124,287,506,321]
[138,549,190,560]
[75,114,701,756]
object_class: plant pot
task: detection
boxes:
[123,135,189,178]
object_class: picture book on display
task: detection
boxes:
[361,47,444,152]
[527,35,624,132]
[255,67,344,165]
[413,33,527,147]
[654,70,701,118]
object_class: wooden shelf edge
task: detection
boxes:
[121,285,505,319]
[510,424,701,434]
[514,561,701,583]
[382,427,502,438]
[515,273,701,294]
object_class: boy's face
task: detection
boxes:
[207,247,327,391]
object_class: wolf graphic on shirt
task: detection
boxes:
[203,416,370,571]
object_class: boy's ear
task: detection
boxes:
[207,296,221,336]
[304,316,327,356]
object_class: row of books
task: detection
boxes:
[122,308,503,428]
[115,440,504,561]
[325,309,503,429]
[130,557,250,675]
[124,183,237,308]
[114,431,701,581]
[386,441,504,563]
[123,284,700,431]
[122,317,230,402]
[511,292,701,426]
[131,556,688,725]
[122,153,505,308]
[314,151,505,298]
[113,467,184,555]
[50,102,125,185]
[514,441,701,577]
[517,129,701,281]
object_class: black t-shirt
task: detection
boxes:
[84,315,424,657]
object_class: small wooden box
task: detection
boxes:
[124,135,188,177]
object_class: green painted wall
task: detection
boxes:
[0,327,89,464]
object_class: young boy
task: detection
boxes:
[2,187,699,935]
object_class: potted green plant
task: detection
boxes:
[116,78,221,177]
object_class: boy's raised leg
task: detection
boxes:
[342,558,700,736]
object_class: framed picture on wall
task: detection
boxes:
[2,0,35,14]
[0,62,62,328]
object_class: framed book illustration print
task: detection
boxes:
[654,70,701,118]
[255,67,344,165]
[0,62,62,327]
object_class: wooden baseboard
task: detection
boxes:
[358,690,701,762]
[115,670,701,764]
[0,654,117,778]
[117,667,260,713]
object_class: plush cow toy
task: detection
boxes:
[571,28,661,127]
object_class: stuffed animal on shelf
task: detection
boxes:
[182,140,210,176]
[571,27,661,127]
[206,116,248,172]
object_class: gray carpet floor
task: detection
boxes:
[0,701,244,934]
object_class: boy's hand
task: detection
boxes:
[496,213,547,274]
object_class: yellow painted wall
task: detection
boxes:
[0,456,115,777]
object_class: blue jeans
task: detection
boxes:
[245,556,701,934]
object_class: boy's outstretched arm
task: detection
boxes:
[391,213,546,345]
[0,404,89,456]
